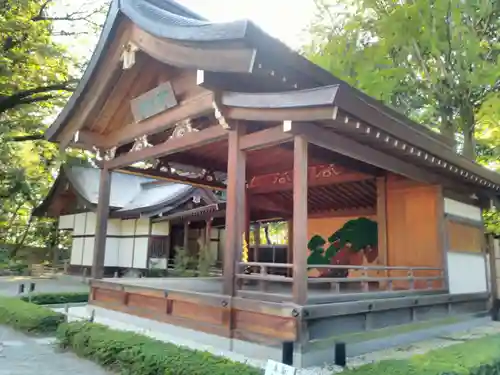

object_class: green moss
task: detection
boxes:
[309,316,467,351]
[57,321,262,375]
[342,332,500,375]
[0,296,65,333]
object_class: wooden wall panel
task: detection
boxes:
[387,178,441,268]
[93,288,123,304]
[128,294,166,313]
[233,310,296,341]
[386,176,443,288]
[171,300,223,325]
[447,221,483,253]
[89,282,297,344]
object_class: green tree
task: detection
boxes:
[0,0,104,253]
[305,0,500,159]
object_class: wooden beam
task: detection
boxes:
[239,126,293,151]
[58,20,132,149]
[292,135,308,305]
[291,122,461,190]
[77,130,108,148]
[248,164,372,194]
[225,106,337,123]
[221,86,339,108]
[183,221,190,254]
[104,91,214,148]
[223,123,246,296]
[118,166,226,190]
[104,125,228,169]
[130,25,256,73]
[308,207,376,218]
[91,168,112,279]
[376,177,388,266]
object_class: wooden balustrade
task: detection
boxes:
[236,262,445,295]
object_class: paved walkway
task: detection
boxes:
[0,277,88,297]
[0,326,110,375]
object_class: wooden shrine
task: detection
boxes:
[43,0,500,367]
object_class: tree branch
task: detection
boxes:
[0,81,76,113]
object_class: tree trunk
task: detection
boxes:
[440,117,456,150]
[264,224,272,245]
[461,105,476,160]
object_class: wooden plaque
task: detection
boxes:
[130,81,177,122]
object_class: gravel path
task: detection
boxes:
[0,325,110,375]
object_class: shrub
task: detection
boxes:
[57,321,262,375]
[0,296,65,334]
[21,292,89,305]
[343,333,500,375]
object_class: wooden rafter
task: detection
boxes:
[118,166,226,190]
[104,124,228,169]
[288,122,465,191]
[239,126,293,151]
[248,164,373,194]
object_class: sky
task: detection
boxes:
[178,0,316,49]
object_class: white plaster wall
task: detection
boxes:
[135,218,150,235]
[133,238,149,268]
[104,237,120,267]
[444,198,482,221]
[82,237,95,266]
[107,219,121,236]
[447,252,487,294]
[119,238,134,268]
[73,213,87,235]
[121,219,136,236]
[85,212,97,235]
[58,214,75,230]
[152,221,170,236]
[70,237,84,265]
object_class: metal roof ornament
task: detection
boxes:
[120,41,139,70]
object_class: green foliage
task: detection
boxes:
[0,296,65,333]
[197,240,216,277]
[305,0,500,159]
[307,235,329,265]
[20,291,89,305]
[307,217,378,265]
[328,217,378,252]
[342,333,500,375]
[57,321,262,375]
[172,246,197,276]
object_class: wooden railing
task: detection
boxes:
[236,262,445,294]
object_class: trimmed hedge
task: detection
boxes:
[0,296,65,333]
[21,292,89,305]
[57,321,262,375]
[343,333,500,375]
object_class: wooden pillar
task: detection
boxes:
[245,189,251,253]
[254,222,261,263]
[183,221,190,253]
[376,177,388,279]
[292,135,308,305]
[91,167,112,279]
[436,187,449,291]
[223,124,246,296]
[205,219,212,250]
[287,219,294,277]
